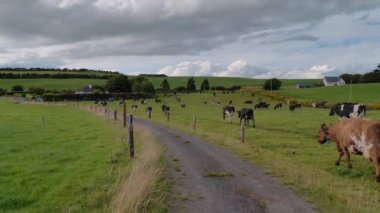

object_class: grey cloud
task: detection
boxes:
[1,0,380,58]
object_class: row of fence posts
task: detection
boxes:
[78,102,247,160]
[85,102,134,159]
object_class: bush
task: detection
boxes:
[0,88,6,96]
[186,77,196,91]
[28,87,46,95]
[11,85,24,92]
[105,75,132,93]
[263,78,282,90]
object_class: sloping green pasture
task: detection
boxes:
[105,92,380,212]
[278,83,380,103]
[0,98,130,212]
[0,79,106,91]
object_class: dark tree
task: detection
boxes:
[160,79,171,92]
[360,70,380,83]
[263,78,282,90]
[340,73,362,84]
[0,88,6,96]
[28,87,46,95]
[186,77,196,91]
[105,75,132,93]
[131,76,155,93]
[11,85,24,92]
[200,79,210,91]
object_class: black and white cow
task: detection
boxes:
[274,103,283,110]
[131,104,138,112]
[161,104,170,114]
[289,103,301,112]
[238,108,255,127]
[244,100,253,104]
[329,103,366,119]
[223,106,235,123]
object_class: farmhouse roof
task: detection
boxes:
[323,76,342,83]
[79,85,93,92]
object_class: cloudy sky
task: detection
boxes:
[0,0,379,78]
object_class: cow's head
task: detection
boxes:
[329,106,335,116]
[318,123,329,144]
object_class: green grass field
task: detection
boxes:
[0,70,117,76]
[103,92,380,212]
[278,83,380,103]
[145,76,321,90]
[0,79,106,91]
[0,99,131,212]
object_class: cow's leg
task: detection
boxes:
[344,147,353,169]
[335,146,344,166]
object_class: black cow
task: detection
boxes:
[228,100,233,105]
[289,103,301,112]
[244,100,253,104]
[238,108,255,127]
[181,104,186,109]
[223,106,235,123]
[255,102,270,109]
[329,103,366,119]
[274,103,283,110]
[155,99,162,103]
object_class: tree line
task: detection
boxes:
[340,63,380,84]
[0,73,115,79]
[0,67,118,73]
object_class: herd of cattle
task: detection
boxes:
[93,95,380,182]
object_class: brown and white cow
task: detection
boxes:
[318,118,380,181]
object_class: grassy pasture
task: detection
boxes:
[0,98,134,212]
[278,83,380,103]
[0,79,106,91]
[104,92,380,212]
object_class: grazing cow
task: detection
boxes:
[99,100,107,106]
[329,103,366,119]
[155,98,162,103]
[312,101,327,108]
[228,100,233,105]
[216,101,221,105]
[141,99,147,104]
[238,108,255,127]
[176,97,181,103]
[181,104,186,109]
[223,106,235,124]
[161,104,170,114]
[131,104,138,112]
[289,103,301,112]
[244,100,253,104]
[318,118,380,182]
[255,102,270,109]
[274,103,283,110]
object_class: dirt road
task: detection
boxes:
[136,118,316,213]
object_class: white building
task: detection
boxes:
[322,76,345,86]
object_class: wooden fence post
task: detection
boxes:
[193,114,196,130]
[148,110,151,119]
[241,122,245,143]
[129,115,134,158]
[123,102,127,128]
[114,110,117,120]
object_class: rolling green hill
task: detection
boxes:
[277,83,380,103]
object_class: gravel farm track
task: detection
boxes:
[136,118,316,213]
